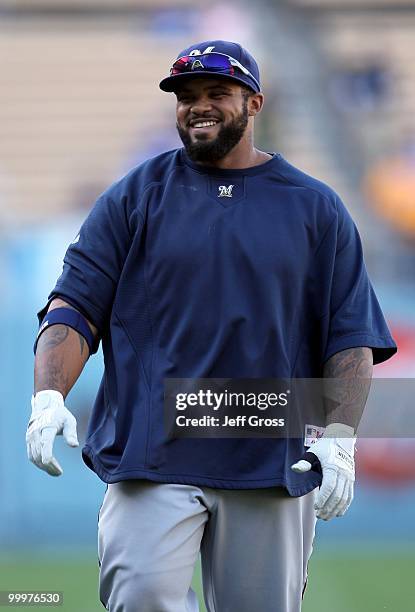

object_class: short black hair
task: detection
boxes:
[240,84,255,100]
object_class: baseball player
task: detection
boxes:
[27,40,396,612]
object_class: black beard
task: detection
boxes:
[176,99,249,164]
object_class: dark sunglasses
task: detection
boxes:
[170,52,260,90]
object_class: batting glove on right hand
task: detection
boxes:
[26,390,78,477]
[291,423,356,521]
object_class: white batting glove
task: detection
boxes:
[26,390,79,477]
[291,423,356,521]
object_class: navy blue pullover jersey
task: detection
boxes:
[38,149,396,496]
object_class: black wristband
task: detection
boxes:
[33,307,97,355]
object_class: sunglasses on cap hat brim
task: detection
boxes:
[162,52,260,92]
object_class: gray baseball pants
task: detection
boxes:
[98,481,316,612]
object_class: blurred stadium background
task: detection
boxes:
[1,0,415,610]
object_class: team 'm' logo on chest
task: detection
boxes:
[218,185,234,198]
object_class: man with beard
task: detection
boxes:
[27,41,396,611]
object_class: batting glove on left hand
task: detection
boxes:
[26,390,79,477]
[291,423,355,521]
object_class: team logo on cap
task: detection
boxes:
[191,59,204,70]
[218,185,234,198]
[189,46,215,56]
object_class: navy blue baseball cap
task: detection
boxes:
[159,40,261,94]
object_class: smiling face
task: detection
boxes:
[175,77,255,164]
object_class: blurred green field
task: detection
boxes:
[0,551,413,611]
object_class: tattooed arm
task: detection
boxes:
[323,347,373,431]
[34,298,99,398]
[27,299,98,475]
[291,348,374,520]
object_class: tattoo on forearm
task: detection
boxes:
[323,347,373,429]
[324,347,373,379]
[34,323,87,397]
[38,325,69,350]
[36,352,70,395]
[34,303,93,397]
